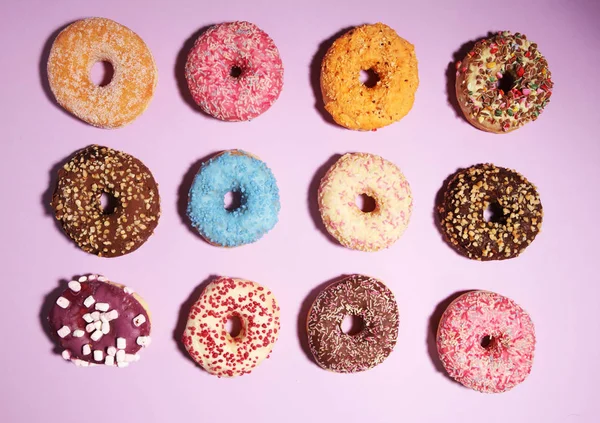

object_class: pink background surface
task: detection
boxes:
[1,0,599,422]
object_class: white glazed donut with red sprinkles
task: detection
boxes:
[436,290,535,393]
[185,21,284,121]
[182,277,280,377]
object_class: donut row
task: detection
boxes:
[48,273,535,393]
[47,18,553,132]
[50,145,543,260]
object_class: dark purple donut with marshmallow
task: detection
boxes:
[48,275,151,367]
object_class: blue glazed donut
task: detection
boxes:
[187,150,280,247]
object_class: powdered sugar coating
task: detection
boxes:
[437,291,535,393]
[47,17,157,129]
[185,21,284,121]
[182,277,280,377]
[318,153,412,251]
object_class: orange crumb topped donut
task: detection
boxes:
[47,18,158,128]
[320,23,419,131]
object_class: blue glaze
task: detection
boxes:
[187,151,280,247]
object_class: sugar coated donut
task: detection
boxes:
[456,31,553,133]
[307,274,399,373]
[318,153,412,251]
[182,277,280,377]
[48,274,151,367]
[47,18,157,128]
[437,290,535,393]
[438,164,542,260]
[185,21,284,121]
[51,145,161,257]
[187,150,280,247]
[320,23,418,130]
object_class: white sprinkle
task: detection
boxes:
[68,281,81,292]
[116,349,126,362]
[73,329,85,338]
[98,276,108,282]
[133,314,146,327]
[82,313,93,323]
[57,326,70,338]
[106,310,119,321]
[91,311,100,321]
[90,330,103,341]
[78,276,88,282]
[82,344,91,355]
[56,297,70,309]
[124,286,135,294]
[117,361,129,368]
[83,296,95,308]
[125,354,137,362]
[94,321,102,330]
[101,321,110,334]
[136,336,151,347]
[105,355,115,366]
[107,346,117,356]
[62,350,71,360]
[93,350,104,361]
[86,323,96,333]
[95,302,109,312]
[116,337,126,349]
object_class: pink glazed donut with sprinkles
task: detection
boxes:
[185,21,284,121]
[437,290,535,393]
[318,153,412,252]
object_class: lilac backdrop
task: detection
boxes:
[1,0,599,422]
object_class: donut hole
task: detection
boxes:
[340,315,364,336]
[497,71,516,94]
[230,66,243,78]
[225,315,243,337]
[90,60,114,87]
[483,201,506,224]
[359,69,380,88]
[100,192,119,215]
[355,194,377,213]
[480,335,495,349]
[224,191,243,212]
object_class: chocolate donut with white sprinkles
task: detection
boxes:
[306,275,399,373]
[48,275,151,367]
[438,164,543,260]
[51,145,160,257]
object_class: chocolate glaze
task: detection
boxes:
[48,276,151,364]
[307,275,399,373]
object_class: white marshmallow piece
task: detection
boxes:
[98,276,108,282]
[95,302,109,312]
[72,329,85,338]
[101,321,110,334]
[94,321,102,330]
[107,346,117,356]
[57,326,70,338]
[136,336,151,347]
[106,310,119,321]
[56,297,70,309]
[90,330,103,342]
[116,337,126,349]
[91,311,100,321]
[93,350,104,362]
[125,354,137,362]
[83,295,95,308]
[117,361,129,368]
[78,276,88,283]
[82,344,91,356]
[105,355,115,366]
[132,314,146,327]
[100,313,108,323]
[116,349,126,363]
[123,286,135,294]
[82,313,93,323]
[68,281,81,293]
[62,350,71,360]
[74,359,89,367]
[88,274,98,280]
[85,323,96,333]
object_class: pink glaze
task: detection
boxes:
[437,291,535,393]
[185,21,284,121]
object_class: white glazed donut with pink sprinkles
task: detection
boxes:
[437,290,536,393]
[318,153,412,252]
[185,21,284,121]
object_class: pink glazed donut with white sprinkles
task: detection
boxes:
[185,21,284,121]
[437,290,535,393]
